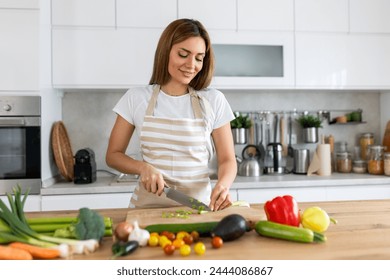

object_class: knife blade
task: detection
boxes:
[163,185,211,211]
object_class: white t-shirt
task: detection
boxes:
[113,85,235,160]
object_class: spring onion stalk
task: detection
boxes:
[0,185,100,255]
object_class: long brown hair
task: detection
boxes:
[149,18,214,90]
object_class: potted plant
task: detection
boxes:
[230,112,252,144]
[296,114,322,143]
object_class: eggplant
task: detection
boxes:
[210,214,251,242]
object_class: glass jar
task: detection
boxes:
[336,152,352,173]
[367,145,385,175]
[353,160,367,174]
[359,133,374,160]
[384,152,390,176]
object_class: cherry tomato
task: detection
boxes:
[179,244,191,256]
[172,238,185,249]
[211,236,223,249]
[163,244,176,255]
[148,235,159,247]
[176,231,189,240]
[159,235,171,248]
[183,234,194,245]
[194,242,206,255]
[190,231,200,242]
[161,231,176,241]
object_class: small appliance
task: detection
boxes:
[74,148,96,184]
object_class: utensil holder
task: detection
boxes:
[303,127,319,143]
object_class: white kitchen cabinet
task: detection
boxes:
[52,28,161,88]
[210,30,295,89]
[116,0,177,28]
[41,193,132,211]
[0,9,39,91]
[296,33,390,89]
[178,0,236,30]
[0,195,41,212]
[51,0,115,27]
[350,0,390,33]
[295,0,349,32]
[0,0,39,8]
[237,0,294,31]
[326,185,390,201]
[237,187,328,204]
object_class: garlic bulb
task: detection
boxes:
[128,221,150,246]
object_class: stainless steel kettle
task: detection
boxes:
[236,145,262,177]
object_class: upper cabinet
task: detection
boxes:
[117,0,177,28]
[0,0,39,8]
[49,0,390,90]
[178,0,236,30]
[295,0,349,32]
[51,0,115,27]
[237,0,294,31]
[0,8,39,91]
[350,0,390,33]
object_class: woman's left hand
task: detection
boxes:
[210,183,232,211]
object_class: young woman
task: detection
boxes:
[106,19,236,211]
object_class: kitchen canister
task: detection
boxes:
[293,149,310,174]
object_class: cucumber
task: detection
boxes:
[255,220,326,243]
[144,221,218,235]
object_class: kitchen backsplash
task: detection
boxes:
[62,90,380,174]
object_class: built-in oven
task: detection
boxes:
[0,96,41,195]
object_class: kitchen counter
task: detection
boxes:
[26,199,390,260]
[41,171,390,195]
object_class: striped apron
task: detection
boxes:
[129,85,211,208]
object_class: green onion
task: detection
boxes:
[0,185,101,257]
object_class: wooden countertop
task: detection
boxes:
[26,199,390,260]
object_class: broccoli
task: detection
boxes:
[54,207,106,240]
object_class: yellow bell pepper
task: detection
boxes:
[301,206,337,233]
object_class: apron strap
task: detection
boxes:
[146,84,203,119]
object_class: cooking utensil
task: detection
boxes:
[257,116,266,160]
[51,121,74,181]
[383,120,390,152]
[280,115,287,156]
[273,114,279,143]
[288,115,293,157]
[163,185,211,211]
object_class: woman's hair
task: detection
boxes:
[149,18,214,90]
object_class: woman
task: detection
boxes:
[106,18,236,211]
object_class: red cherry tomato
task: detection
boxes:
[211,236,223,249]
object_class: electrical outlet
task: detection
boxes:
[291,134,297,144]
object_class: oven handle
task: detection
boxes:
[0,116,40,126]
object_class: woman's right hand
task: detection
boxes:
[140,163,165,196]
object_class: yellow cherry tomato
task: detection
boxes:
[176,231,189,240]
[194,242,206,255]
[172,238,185,249]
[148,235,159,247]
[179,244,191,256]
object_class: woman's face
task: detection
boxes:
[167,36,206,88]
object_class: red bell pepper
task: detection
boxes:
[264,195,300,227]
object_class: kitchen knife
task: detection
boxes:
[163,185,211,211]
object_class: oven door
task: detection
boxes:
[0,117,41,195]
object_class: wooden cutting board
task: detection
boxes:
[126,206,265,228]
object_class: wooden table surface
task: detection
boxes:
[26,199,390,260]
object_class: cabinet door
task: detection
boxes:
[116,0,177,28]
[0,195,41,212]
[295,0,349,32]
[210,31,295,89]
[41,193,132,211]
[52,28,161,88]
[0,10,39,90]
[178,0,236,30]
[51,0,115,27]
[350,0,390,33]
[237,187,327,204]
[0,0,39,8]
[296,33,390,89]
[238,0,294,31]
